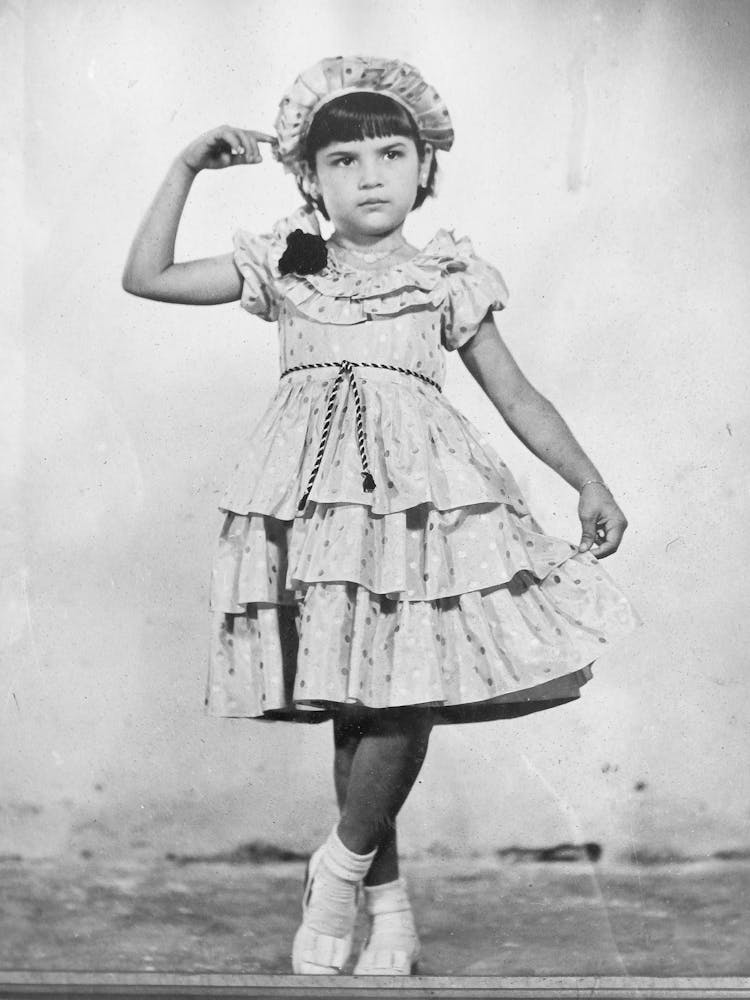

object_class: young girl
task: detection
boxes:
[123,56,640,976]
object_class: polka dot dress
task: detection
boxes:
[206,206,641,724]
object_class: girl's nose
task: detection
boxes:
[358,160,382,188]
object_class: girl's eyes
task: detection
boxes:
[332,150,403,167]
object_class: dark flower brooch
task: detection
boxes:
[278,229,328,276]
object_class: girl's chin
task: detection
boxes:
[339,215,407,237]
[330,209,408,233]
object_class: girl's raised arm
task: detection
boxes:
[121,126,276,305]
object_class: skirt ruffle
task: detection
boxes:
[206,500,640,724]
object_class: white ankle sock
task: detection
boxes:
[324,826,377,882]
[363,877,418,940]
[305,827,376,938]
[363,877,411,913]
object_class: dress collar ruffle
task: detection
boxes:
[270,206,480,325]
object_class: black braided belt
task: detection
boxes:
[280,360,442,512]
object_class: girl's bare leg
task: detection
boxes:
[333,714,399,886]
[332,706,434,878]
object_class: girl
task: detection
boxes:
[123,56,640,976]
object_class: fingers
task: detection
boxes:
[251,132,278,145]
[207,127,278,168]
[206,132,245,167]
[577,492,628,559]
[591,518,627,559]
[224,129,256,164]
[580,516,628,559]
[577,516,598,554]
[235,130,279,164]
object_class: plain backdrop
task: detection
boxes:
[3,0,750,864]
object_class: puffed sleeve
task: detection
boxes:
[439,233,509,351]
[232,204,320,322]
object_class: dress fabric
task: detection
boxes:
[206,205,641,725]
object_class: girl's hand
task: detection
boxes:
[179,126,277,173]
[577,484,628,558]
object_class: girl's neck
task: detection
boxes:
[330,228,406,253]
[328,229,415,269]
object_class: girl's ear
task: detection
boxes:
[419,143,434,187]
[297,163,328,219]
[300,163,320,200]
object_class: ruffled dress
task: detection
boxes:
[206,205,640,725]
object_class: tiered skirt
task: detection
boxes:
[206,370,640,724]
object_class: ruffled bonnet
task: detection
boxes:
[273,56,454,179]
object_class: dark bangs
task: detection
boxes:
[304,92,422,166]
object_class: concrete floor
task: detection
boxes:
[1,853,749,979]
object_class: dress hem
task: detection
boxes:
[203,664,595,726]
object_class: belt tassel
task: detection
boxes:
[280,359,442,514]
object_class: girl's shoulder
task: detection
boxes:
[232,206,320,321]
[415,230,510,351]
[412,228,499,273]
[416,229,510,312]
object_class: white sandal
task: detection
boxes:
[353,878,421,976]
[291,846,359,974]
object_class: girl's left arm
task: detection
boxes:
[458,314,628,558]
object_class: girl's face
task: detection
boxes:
[310,134,433,240]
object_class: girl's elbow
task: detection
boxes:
[121,268,161,300]
[121,266,144,296]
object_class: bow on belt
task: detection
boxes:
[280,359,442,513]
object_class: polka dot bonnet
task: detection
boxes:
[273,55,455,179]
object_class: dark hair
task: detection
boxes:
[299,92,438,220]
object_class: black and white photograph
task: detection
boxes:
[2,1,749,996]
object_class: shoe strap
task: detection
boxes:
[362,947,413,970]
[355,939,420,976]
[300,929,352,969]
